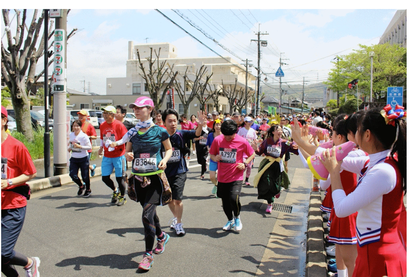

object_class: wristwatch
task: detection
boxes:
[7,179,12,186]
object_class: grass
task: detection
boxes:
[11,128,54,160]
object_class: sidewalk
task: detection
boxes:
[28,155,328,276]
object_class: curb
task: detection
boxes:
[305,189,327,277]
[27,167,102,193]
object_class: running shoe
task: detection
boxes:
[83,190,92,198]
[175,223,186,236]
[245,182,251,186]
[266,204,273,214]
[328,272,338,277]
[90,164,96,177]
[326,246,336,257]
[192,150,196,155]
[200,175,204,180]
[117,196,127,206]
[153,232,170,254]
[77,185,85,196]
[138,253,154,271]
[211,185,217,196]
[328,262,337,272]
[234,216,243,231]
[111,189,119,204]
[169,217,177,229]
[25,257,40,277]
[328,258,336,264]
[222,220,235,231]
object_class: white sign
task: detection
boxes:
[50,9,61,18]
[52,29,66,93]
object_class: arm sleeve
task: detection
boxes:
[332,163,397,217]
[319,176,331,190]
[298,149,309,169]
[340,154,369,174]
[255,140,267,156]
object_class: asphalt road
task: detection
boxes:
[15,154,308,277]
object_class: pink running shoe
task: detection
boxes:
[266,204,272,213]
[138,253,154,271]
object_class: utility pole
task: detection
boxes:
[370,51,374,105]
[52,9,68,175]
[334,56,340,108]
[43,9,50,177]
[251,25,268,116]
[241,59,252,115]
[302,77,305,113]
[278,53,288,114]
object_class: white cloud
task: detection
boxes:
[295,9,355,28]
[171,36,205,58]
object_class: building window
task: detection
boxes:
[132,83,141,95]
[80,103,90,109]
[144,83,149,92]
[178,104,184,115]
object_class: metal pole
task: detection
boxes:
[245,59,248,115]
[370,52,374,104]
[301,77,305,114]
[44,9,50,177]
[256,32,261,116]
[357,83,359,111]
[53,10,68,175]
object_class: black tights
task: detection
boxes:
[102,176,126,196]
[141,203,162,253]
[2,251,29,277]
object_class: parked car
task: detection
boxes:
[96,111,105,127]
[69,109,99,129]
[7,115,17,132]
[124,112,139,125]
[6,109,53,131]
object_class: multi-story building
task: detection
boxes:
[379,10,407,48]
[69,42,256,115]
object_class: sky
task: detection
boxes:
[1,2,407,100]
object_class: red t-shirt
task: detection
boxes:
[209,134,254,183]
[81,121,97,153]
[100,120,128,158]
[1,135,37,209]
[156,124,166,129]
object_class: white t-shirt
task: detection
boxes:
[237,127,257,159]
[69,131,92,158]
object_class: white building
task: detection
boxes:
[80,42,256,115]
[379,10,407,48]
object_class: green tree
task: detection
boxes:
[1,87,12,107]
[325,44,406,108]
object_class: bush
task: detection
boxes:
[11,128,53,160]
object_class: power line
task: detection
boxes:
[248,9,259,24]
[155,9,256,79]
[230,9,253,30]
[238,9,255,29]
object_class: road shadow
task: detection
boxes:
[55,251,143,270]
[55,201,112,211]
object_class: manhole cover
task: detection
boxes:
[271,203,293,213]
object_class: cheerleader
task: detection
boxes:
[320,106,406,277]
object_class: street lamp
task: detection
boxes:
[369,51,374,104]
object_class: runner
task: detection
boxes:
[162,109,205,236]
[154,109,166,129]
[206,119,222,195]
[124,96,172,271]
[193,118,210,180]
[237,116,258,186]
[115,105,134,131]
[252,124,299,213]
[77,110,97,177]
[190,114,198,155]
[180,114,194,159]
[68,119,92,197]
[209,120,255,231]
[98,106,128,206]
[1,106,40,277]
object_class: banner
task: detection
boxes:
[52,29,66,93]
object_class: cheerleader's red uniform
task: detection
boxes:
[327,170,357,244]
[332,150,406,277]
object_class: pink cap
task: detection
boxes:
[129,96,154,109]
[1,106,8,117]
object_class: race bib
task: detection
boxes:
[267,145,281,158]
[133,153,157,173]
[1,157,7,179]
[199,134,208,145]
[163,148,181,163]
[70,141,81,152]
[219,148,237,164]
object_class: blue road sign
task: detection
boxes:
[387,87,403,107]
[275,67,284,77]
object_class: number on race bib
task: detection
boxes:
[133,153,157,173]
[219,148,237,164]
